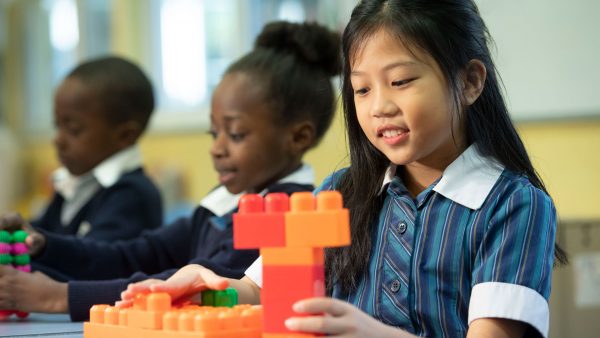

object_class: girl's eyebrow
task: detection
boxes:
[351,61,419,76]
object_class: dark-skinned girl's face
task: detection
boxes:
[209,72,299,194]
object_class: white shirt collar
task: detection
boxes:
[381,145,504,210]
[200,164,315,217]
[53,145,143,199]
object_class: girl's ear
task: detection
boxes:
[462,59,486,106]
[288,121,316,155]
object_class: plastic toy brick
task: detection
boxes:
[0,229,30,320]
[233,193,288,249]
[261,265,324,333]
[261,247,324,266]
[263,334,319,338]
[201,288,238,307]
[284,191,350,248]
[84,291,263,338]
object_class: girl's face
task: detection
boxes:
[209,72,298,194]
[350,29,464,171]
[53,77,125,176]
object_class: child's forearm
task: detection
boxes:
[225,276,261,305]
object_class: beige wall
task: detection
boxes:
[18,114,600,221]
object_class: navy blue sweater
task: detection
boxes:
[32,168,163,241]
[33,182,313,321]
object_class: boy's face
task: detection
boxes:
[209,72,298,194]
[53,77,125,176]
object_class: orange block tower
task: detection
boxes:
[84,291,262,338]
[234,191,350,337]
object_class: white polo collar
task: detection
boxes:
[200,164,315,217]
[53,145,143,200]
[381,145,504,210]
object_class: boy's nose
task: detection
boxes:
[53,131,66,149]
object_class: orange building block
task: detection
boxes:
[261,265,325,333]
[263,334,319,338]
[285,191,350,248]
[233,193,289,249]
[261,247,324,266]
[84,292,263,338]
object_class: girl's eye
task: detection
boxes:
[391,78,415,87]
[354,87,369,96]
[208,130,218,139]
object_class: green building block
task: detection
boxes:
[201,288,238,307]
[12,230,28,243]
[0,254,13,265]
[13,254,30,266]
[0,230,11,243]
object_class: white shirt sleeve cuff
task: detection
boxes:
[469,282,549,337]
[244,256,263,288]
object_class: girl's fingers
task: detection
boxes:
[292,297,349,316]
[285,314,349,335]
[114,300,132,308]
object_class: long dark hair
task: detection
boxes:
[327,0,567,295]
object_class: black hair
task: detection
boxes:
[67,56,155,133]
[327,0,567,295]
[225,21,341,147]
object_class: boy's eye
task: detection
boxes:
[229,133,247,142]
[208,130,218,139]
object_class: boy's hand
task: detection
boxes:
[0,212,46,256]
[118,264,229,308]
[285,297,417,338]
[0,265,68,313]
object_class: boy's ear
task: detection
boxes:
[288,121,316,155]
[116,120,143,147]
[462,59,486,106]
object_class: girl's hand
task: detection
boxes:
[285,297,417,338]
[117,264,229,307]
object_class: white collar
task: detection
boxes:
[53,145,143,199]
[381,145,504,210]
[200,164,315,217]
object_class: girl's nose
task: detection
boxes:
[372,90,399,117]
[209,134,227,159]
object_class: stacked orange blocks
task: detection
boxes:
[83,191,349,338]
[234,191,350,337]
[84,292,262,338]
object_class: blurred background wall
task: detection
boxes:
[0,1,599,336]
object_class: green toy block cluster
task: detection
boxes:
[201,287,238,307]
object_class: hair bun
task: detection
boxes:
[255,21,341,77]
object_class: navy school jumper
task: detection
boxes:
[32,168,163,241]
[33,182,314,321]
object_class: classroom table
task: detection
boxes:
[0,313,83,337]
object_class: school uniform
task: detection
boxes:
[33,164,315,321]
[245,146,556,338]
[32,146,162,241]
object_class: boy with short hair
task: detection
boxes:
[32,56,162,240]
